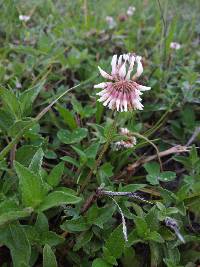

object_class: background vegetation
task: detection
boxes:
[0,0,199,266]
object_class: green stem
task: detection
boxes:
[78,117,117,194]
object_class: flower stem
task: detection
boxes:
[78,116,117,194]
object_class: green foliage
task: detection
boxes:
[0,0,199,266]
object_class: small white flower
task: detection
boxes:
[105,16,117,29]
[114,128,137,150]
[170,42,181,50]
[19,15,30,22]
[120,127,130,135]
[127,6,136,16]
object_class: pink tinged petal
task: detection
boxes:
[137,85,151,91]
[94,82,111,89]
[126,55,135,80]
[123,54,129,61]
[116,98,121,111]
[111,55,118,75]
[121,93,127,111]
[117,55,123,68]
[108,98,116,109]
[98,93,110,102]
[98,66,113,80]
[96,89,108,96]
[119,63,126,79]
[123,97,128,112]
[103,94,113,106]
[135,56,143,77]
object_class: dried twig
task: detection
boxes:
[127,145,189,171]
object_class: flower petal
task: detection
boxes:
[119,63,126,79]
[98,66,113,80]
[94,82,111,89]
[135,56,143,77]
[137,85,151,91]
[111,55,118,75]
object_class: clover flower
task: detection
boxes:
[170,42,181,50]
[105,16,117,29]
[114,127,137,150]
[94,54,151,112]
[127,6,136,16]
[19,15,30,22]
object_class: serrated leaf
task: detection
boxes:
[14,161,45,208]
[47,162,64,187]
[56,105,77,130]
[105,225,125,259]
[146,231,164,243]
[0,223,31,267]
[61,216,90,232]
[38,190,82,211]
[43,244,57,267]
[29,148,44,174]
[0,208,33,227]
[133,216,148,238]
[57,128,88,144]
[19,81,45,116]
[73,230,93,251]
[0,87,21,119]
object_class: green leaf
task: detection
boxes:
[61,216,90,232]
[8,118,35,137]
[105,224,125,259]
[126,229,142,247]
[43,244,57,267]
[146,174,159,185]
[38,190,82,211]
[29,148,44,174]
[92,258,112,267]
[0,223,31,267]
[14,161,45,208]
[146,231,164,243]
[56,105,77,130]
[47,162,64,187]
[85,143,100,158]
[57,128,88,144]
[73,230,93,251]
[144,162,160,175]
[159,171,176,182]
[19,81,45,116]
[86,204,115,228]
[16,145,40,166]
[133,216,148,238]
[35,213,49,233]
[61,155,80,167]
[0,208,33,227]
[0,108,14,132]
[0,87,21,119]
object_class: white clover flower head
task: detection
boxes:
[120,127,130,135]
[105,16,117,29]
[19,15,30,22]
[94,53,151,112]
[170,42,181,50]
[114,128,136,150]
[127,6,136,16]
